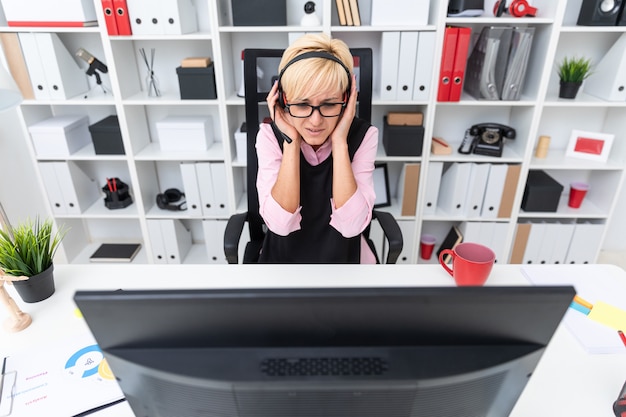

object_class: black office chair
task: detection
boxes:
[224,48,402,264]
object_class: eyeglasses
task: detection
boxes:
[285,102,346,118]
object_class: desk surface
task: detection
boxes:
[2,263,625,417]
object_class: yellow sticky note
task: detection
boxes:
[587,301,626,330]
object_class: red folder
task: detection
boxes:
[437,26,459,102]
[449,27,471,102]
[113,0,132,36]
[101,0,118,35]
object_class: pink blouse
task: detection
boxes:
[256,122,379,264]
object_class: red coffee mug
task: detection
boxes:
[439,242,496,286]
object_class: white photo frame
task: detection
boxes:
[373,163,391,208]
[566,129,615,162]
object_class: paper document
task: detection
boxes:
[1,333,125,417]
[522,265,626,354]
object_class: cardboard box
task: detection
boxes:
[382,116,424,156]
[176,64,217,100]
[521,170,564,212]
[156,116,213,152]
[88,115,125,155]
[386,112,423,126]
[28,115,90,157]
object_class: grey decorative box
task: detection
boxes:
[176,64,217,100]
[521,170,564,212]
[382,116,424,156]
[231,0,287,26]
[88,115,125,155]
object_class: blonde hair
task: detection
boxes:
[279,33,353,103]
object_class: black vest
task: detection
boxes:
[259,118,370,264]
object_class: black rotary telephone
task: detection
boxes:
[458,122,516,157]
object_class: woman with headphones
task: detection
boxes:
[256,33,378,263]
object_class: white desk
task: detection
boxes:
[2,263,625,417]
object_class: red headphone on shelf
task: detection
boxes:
[494,0,538,17]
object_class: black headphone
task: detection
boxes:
[277,51,352,108]
[156,188,187,211]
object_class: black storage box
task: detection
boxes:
[382,116,424,156]
[88,115,125,155]
[521,170,564,212]
[231,0,286,26]
[176,64,217,100]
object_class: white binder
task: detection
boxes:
[521,221,546,265]
[565,222,604,265]
[422,161,442,215]
[17,33,48,100]
[412,31,436,101]
[127,0,197,35]
[379,32,401,101]
[458,221,483,244]
[161,0,198,35]
[490,222,509,264]
[38,162,66,215]
[536,221,559,265]
[396,220,415,264]
[549,221,575,265]
[396,32,418,101]
[180,162,203,217]
[18,33,88,100]
[464,163,490,218]
[437,163,471,216]
[161,219,192,264]
[53,162,100,215]
[202,220,228,264]
[481,164,508,219]
[210,162,230,216]
[584,33,626,102]
[195,162,216,216]
[146,219,168,264]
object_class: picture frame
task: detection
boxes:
[373,163,391,208]
[566,129,615,162]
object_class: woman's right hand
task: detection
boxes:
[267,81,299,143]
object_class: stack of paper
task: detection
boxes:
[522,265,626,354]
[1,333,125,416]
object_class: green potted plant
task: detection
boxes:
[557,56,593,99]
[0,218,66,303]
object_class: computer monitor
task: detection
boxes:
[74,285,574,417]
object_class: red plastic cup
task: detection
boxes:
[568,182,589,209]
[420,234,437,260]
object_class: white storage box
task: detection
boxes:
[156,116,213,152]
[1,0,97,27]
[28,115,91,157]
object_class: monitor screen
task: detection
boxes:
[74,285,574,417]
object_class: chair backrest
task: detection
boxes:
[242,47,373,243]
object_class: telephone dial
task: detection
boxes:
[458,123,516,157]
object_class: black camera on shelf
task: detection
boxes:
[458,122,516,157]
[102,177,133,209]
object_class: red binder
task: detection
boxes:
[113,0,132,36]
[449,27,471,102]
[101,0,118,35]
[437,26,458,102]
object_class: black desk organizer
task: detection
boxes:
[102,177,133,209]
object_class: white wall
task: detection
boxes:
[0,107,48,226]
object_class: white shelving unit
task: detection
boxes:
[1,0,624,264]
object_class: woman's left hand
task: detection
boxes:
[330,74,357,145]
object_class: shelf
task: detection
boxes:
[3,0,624,265]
